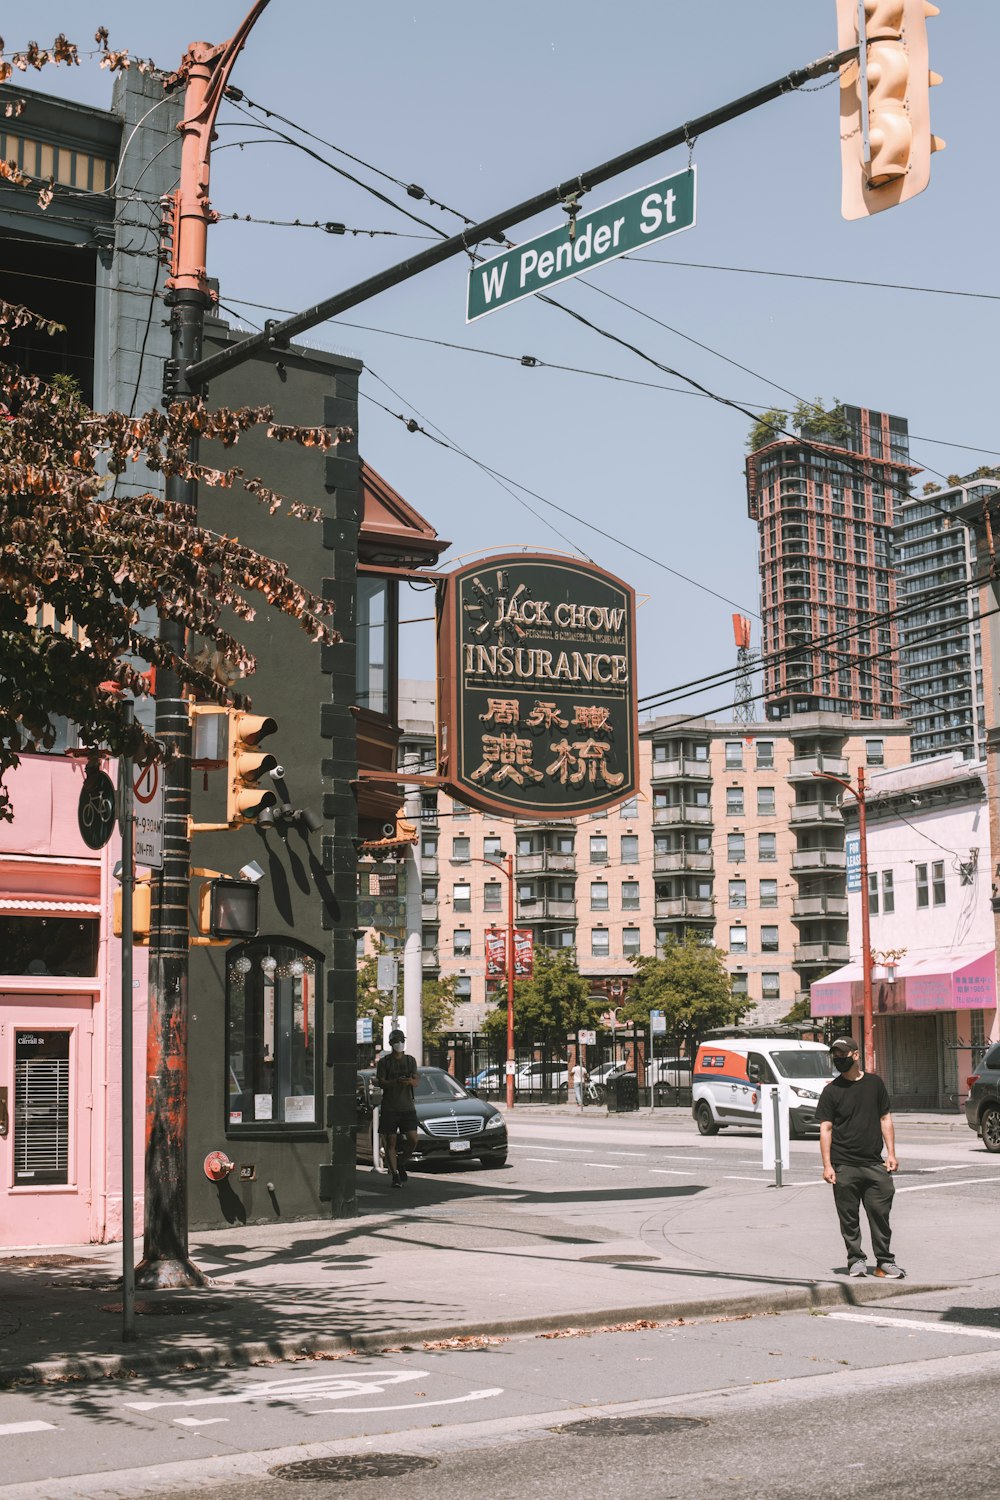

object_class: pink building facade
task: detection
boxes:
[0,753,146,1248]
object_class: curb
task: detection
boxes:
[0,1279,945,1389]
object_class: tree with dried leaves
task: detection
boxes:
[0,300,352,822]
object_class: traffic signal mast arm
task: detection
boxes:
[184,43,858,387]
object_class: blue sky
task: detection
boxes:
[15,2,1000,715]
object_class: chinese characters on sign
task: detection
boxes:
[438,555,638,817]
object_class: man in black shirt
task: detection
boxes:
[375,1029,419,1188]
[816,1035,903,1279]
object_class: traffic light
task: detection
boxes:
[197,877,260,940]
[227,710,278,826]
[113,881,152,942]
[837,0,944,220]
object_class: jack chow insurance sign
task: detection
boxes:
[437,554,638,818]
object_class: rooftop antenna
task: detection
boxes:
[732,613,757,726]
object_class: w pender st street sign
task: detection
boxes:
[466,167,696,321]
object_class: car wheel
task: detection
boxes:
[481,1153,508,1168]
[981,1104,1000,1153]
[695,1101,719,1136]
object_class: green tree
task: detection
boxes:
[0,300,351,821]
[747,406,788,453]
[482,947,596,1046]
[780,996,812,1025]
[356,945,458,1052]
[791,396,847,445]
[621,935,751,1042]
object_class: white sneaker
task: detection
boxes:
[848,1259,868,1277]
[874,1262,905,1279]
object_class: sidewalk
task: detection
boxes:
[0,1146,986,1388]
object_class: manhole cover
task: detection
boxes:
[552,1414,707,1438]
[100,1298,228,1317]
[578,1254,660,1264]
[270,1455,439,1483]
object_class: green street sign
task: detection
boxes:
[466,166,696,322]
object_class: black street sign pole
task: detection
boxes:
[186,47,856,389]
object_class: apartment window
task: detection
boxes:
[518,882,535,903]
[694,833,711,853]
[725,742,744,770]
[756,741,774,769]
[591,881,610,911]
[653,744,669,763]
[760,880,778,908]
[483,836,503,860]
[420,793,438,822]
[882,871,894,914]
[761,925,779,953]
[695,880,712,901]
[451,805,469,821]
[452,837,470,863]
[484,883,502,912]
[758,833,777,862]
[728,833,746,862]
[421,882,437,906]
[868,872,879,915]
[454,976,472,1000]
[453,929,472,957]
[693,742,709,761]
[453,882,471,912]
[590,835,608,863]
[557,834,575,854]
[933,860,946,906]
[757,787,776,817]
[731,972,749,1001]
[761,971,781,999]
[728,926,748,954]
[619,796,638,818]
[623,927,641,958]
[421,838,438,868]
[422,929,437,952]
[622,881,640,911]
[591,928,610,958]
[726,788,744,816]
[916,864,929,909]
[621,835,639,865]
[516,835,534,856]
[866,739,884,766]
[729,880,747,908]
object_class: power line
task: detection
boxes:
[626,254,1000,304]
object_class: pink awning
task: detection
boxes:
[812,948,996,1017]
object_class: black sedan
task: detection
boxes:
[356,1067,508,1169]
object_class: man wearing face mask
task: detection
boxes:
[816,1036,903,1279]
[376,1028,419,1188]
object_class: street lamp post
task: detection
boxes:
[813,766,875,1073]
[465,852,518,1109]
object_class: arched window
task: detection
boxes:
[226,939,323,1132]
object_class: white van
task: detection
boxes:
[692,1033,834,1137]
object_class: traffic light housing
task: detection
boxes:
[227,710,278,826]
[837,0,944,220]
[113,882,152,942]
[197,877,260,940]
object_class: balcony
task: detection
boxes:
[421,948,439,969]
[792,848,847,873]
[516,850,577,875]
[792,894,849,919]
[520,897,577,922]
[790,801,843,827]
[794,942,851,966]
[421,901,439,922]
[655,898,714,920]
[653,804,713,826]
[653,851,714,874]
[788,755,848,781]
[650,758,712,782]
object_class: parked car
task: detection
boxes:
[356,1067,508,1169]
[646,1057,693,1106]
[965,1042,1000,1151]
[464,1062,569,1095]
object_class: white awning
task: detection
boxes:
[0,898,100,914]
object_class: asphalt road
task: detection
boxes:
[2,1112,997,1499]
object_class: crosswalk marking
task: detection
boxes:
[826,1313,1000,1340]
[0,1421,55,1436]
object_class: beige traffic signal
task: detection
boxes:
[113,881,152,942]
[837,0,944,220]
[227,710,278,826]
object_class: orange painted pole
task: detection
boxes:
[506,854,516,1110]
[856,767,876,1074]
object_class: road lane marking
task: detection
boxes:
[315,1388,504,1414]
[605,1152,648,1158]
[0,1421,55,1436]
[174,1418,229,1428]
[650,1168,695,1176]
[585,1163,623,1170]
[895,1177,997,1193]
[524,1158,561,1164]
[125,1370,426,1411]
[825,1313,1000,1340]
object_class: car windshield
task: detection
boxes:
[769,1050,832,1079]
[414,1071,469,1100]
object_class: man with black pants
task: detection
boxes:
[376,1028,419,1188]
[816,1035,904,1279]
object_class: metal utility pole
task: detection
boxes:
[137,1,271,1290]
[505,853,516,1111]
[119,700,136,1340]
[814,766,875,1074]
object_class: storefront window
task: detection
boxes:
[14,1030,70,1183]
[226,940,322,1130]
[0,916,98,977]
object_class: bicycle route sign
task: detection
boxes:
[78,767,117,851]
[466,166,696,321]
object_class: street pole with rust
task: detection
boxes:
[138,1,271,1289]
[813,767,875,1076]
[505,853,516,1110]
